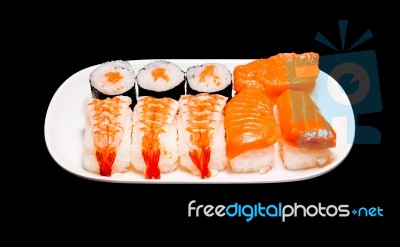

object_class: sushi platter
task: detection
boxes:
[45,58,355,183]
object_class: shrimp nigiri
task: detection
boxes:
[177,93,228,178]
[131,96,179,179]
[83,96,132,176]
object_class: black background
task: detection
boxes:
[35,17,387,235]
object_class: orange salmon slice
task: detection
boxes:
[276,90,336,149]
[233,52,319,99]
[224,88,279,160]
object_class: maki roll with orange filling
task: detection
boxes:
[186,63,233,98]
[89,60,136,106]
[136,60,185,100]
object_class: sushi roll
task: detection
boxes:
[83,96,132,176]
[131,96,179,179]
[177,93,228,178]
[89,60,137,106]
[234,52,319,100]
[276,90,336,170]
[186,63,233,98]
[224,88,279,173]
[136,60,185,100]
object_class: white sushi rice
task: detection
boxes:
[229,146,275,174]
[136,60,184,92]
[186,63,232,93]
[90,60,135,95]
[279,141,334,170]
[83,96,132,175]
[131,97,180,174]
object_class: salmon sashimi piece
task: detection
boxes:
[276,90,336,149]
[84,96,132,176]
[233,52,319,99]
[178,93,228,178]
[224,88,279,161]
[131,96,179,179]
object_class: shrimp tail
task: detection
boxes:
[142,148,161,179]
[189,146,211,179]
[95,148,116,176]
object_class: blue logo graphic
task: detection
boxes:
[316,20,382,144]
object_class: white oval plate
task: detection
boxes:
[44,59,355,183]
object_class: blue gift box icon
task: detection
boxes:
[316,21,382,144]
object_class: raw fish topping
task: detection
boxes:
[276,90,336,149]
[233,52,319,99]
[224,88,279,160]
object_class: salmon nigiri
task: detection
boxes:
[276,90,336,170]
[177,93,228,178]
[233,52,319,99]
[131,96,179,179]
[224,88,279,173]
[83,96,132,176]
